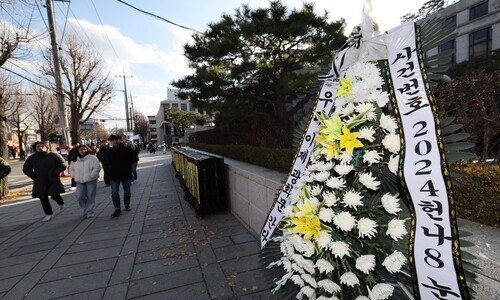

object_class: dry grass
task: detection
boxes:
[0,188,31,204]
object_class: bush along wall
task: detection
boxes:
[189,143,295,173]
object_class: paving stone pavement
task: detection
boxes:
[0,153,277,300]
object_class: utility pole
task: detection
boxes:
[115,71,132,133]
[45,0,70,145]
[129,91,136,133]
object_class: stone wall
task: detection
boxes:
[224,158,285,238]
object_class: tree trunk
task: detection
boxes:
[0,105,9,198]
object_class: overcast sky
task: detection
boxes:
[1,0,430,130]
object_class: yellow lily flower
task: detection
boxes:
[293,200,316,218]
[339,126,364,154]
[336,76,353,98]
[291,215,322,240]
[320,141,340,160]
[319,114,344,143]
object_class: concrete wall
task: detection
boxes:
[224,157,285,238]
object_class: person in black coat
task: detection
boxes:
[96,140,111,185]
[107,135,135,217]
[23,141,66,222]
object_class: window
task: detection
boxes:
[470,1,488,20]
[469,27,492,58]
[171,103,178,108]
[181,103,188,111]
[149,120,156,124]
[150,128,157,132]
[438,39,455,66]
[445,15,456,28]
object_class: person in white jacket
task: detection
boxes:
[69,145,102,218]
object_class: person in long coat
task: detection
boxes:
[107,135,135,217]
[23,141,66,222]
[96,141,110,185]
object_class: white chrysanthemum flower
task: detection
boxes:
[338,152,353,164]
[369,283,394,300]
[356,255,376,274]
[355,296,370,300]
[298,285,315,299]
[301,174,314,183]
[379,114,398,133]
[358,172,380,190]
[342,190,364,210]
[319,207,334,223]
[363,150,382,165]
[333,211,357,232]
[334,164,353,176]
[330,241,351,258]
[383,250,407,273]
[301,240,316,258]
[281,239,295,256]
[291,274,305,287]
[292,254,316,274]
[301,274,318,288]
[315,258,334,274]
[340,271,359,287]
[357,217,378,239]
[339,102,356,116]
[326,177,346,190]
[318,279,341,295]
[291,262,305,275]
[310,184,323,196]
[382,134,401,154]
[355,103,377,121]
[313,171,330,182]
[381,193,402,215]
[375,91,390,107]
[386,218,408,241]
[320,161,335,172]
[388,154,400,175]
[316,231,332,250]
[358,126,376,142]
[323,191,338,207]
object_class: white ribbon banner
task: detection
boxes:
[260,80,338,248]
[386,22,466,299]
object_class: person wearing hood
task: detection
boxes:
[23,141,66,222]
[69,144,101,218]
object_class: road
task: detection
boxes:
[5,158,33,192]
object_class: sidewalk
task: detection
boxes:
[0,153,275,299]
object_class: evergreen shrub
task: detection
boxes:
[190,143,295,173]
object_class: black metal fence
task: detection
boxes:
[171,147,226,215]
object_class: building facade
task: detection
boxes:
[155,88,207,147]
[424,0,500,64]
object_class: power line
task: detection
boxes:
[0,66,56,93]
[56,0,71,45]
[116,0,203,34]
[89,0,122,68]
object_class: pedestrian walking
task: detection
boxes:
[107,135,135,217]
[22,141,66,222]
[69,145,101,218]
[67,141,79,191]
[125,139,140,184]
[0,156,12,197]
[97,140,111,185]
